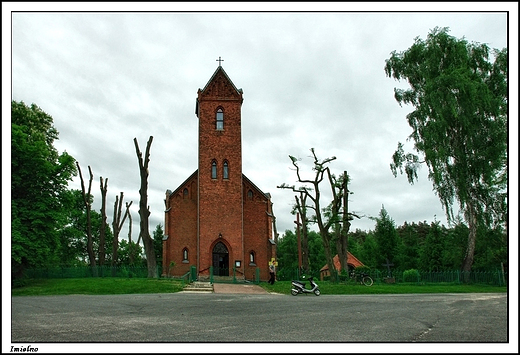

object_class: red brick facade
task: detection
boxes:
[163,66,275,281]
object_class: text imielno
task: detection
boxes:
[11,345,38,352]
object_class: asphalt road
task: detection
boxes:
[9,291,509,352]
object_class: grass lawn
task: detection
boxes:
[11,278,506,296]
[11,278,185,296]
[259,280,507,295]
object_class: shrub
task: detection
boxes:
[403,269,420,282]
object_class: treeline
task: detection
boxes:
[276,207,507,273]
[11,100,163,279]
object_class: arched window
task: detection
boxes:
[183,188,189,199]
[223,161,229,179]
[247,190,253,200]
[211,160,217,179]
[216,108,224,130]
[182,248,189,262]
[249,251,256,265]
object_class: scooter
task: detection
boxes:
[291,276,321,296]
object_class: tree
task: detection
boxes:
[98,176,108,266]
[372,206,399,270]
[11,101,76,277]
[292,193,310,272]
[76,162,96,271]
[278,148,356,282]
[111,192,132,270]
[385,27,507,273]
[152,224,164,267]
[419,222,445,271]
[134,136,157,278]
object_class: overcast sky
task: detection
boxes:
[5,5,516,240]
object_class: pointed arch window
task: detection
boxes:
[249,251,256,265]
[211,160,217,179]
[182,248,189,262]
[216,108,224,130]
[223,161,229,179]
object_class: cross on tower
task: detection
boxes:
[216,56,224,66]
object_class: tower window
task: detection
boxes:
[249,251,256,265]
[223,161,229,179]
[211,160,217,179]
[216,108,224,130]
[182,248,189,262]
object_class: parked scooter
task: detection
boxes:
[291,276,321,296]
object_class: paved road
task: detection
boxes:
[9,291,509,351]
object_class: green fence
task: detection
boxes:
[19,266,507,286]
[317,268,507,286]
[22,265,163,279]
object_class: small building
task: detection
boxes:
[320,252,365,281]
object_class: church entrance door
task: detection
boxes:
[212,242,229,276]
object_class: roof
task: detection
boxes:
[320,252,365,272]
[200,65,242,95]
[166,171,270,201]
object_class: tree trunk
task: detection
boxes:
[76,162,96,274]
[134,136,157,278]
[295,193,310,273]
[461,202,477,280]
[126,202,135,265]
[337,171,350,273]
[99,177,108,266]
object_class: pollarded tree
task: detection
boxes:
[278,149,357,282]
[385,27,507,273]
[11,101,76,277]
[134,136,157,278]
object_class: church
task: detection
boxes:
[162,61,276,281]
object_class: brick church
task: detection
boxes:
[162,62,276,281]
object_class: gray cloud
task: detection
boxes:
[8,8,511,241]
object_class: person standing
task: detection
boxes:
[268,263,276,285]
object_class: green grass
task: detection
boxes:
[259,280,507,295]
[11,278,506,297]
[11,278,185,296]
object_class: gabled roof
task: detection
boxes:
[243,173,271,201]
[200,65,242,95]
[166,171,270,201]
[320,253,365,272]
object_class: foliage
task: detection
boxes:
[152,224,164,266]
[385,27,508,272]
[403,269,421,282]
[11,101,77,276]
[419,222,445,270]
[372,206,399,268]
[118,240,145,266]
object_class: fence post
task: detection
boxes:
[255,267,260,284]
[210,266,214,283]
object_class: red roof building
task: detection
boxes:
[320,252,365,280]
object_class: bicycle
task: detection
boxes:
[349,271,374,286]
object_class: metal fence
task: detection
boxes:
[23,265,163,279]
[20,266,507,286]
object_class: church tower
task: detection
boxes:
[163,60,275,281]
[195,62,244,276]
